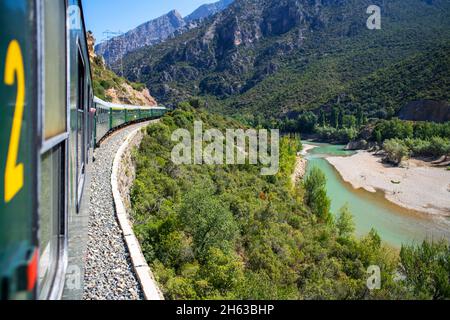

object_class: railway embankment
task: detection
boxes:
[112,122,164,300]
[83,122,152,300]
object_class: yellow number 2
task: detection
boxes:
[4,40,25,203]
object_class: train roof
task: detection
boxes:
[94,96,167,110]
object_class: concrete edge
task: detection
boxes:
[111,124,164,300]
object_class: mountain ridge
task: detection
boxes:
[119,0,450,123]
[95,0,234,66]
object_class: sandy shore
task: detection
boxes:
[292,144,317,185]
[327,152,450,217]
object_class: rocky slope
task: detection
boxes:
[88,32,157,106]
[399,100,450,123]
[185,0,234,22]
[119,0,450,122]
[95,1,234,66]
[95,10,186,67]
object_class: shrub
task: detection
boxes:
[303,167,332,223]
[383,139,410,165]
[400,241,450,300]
[336,204,355,238]
[131,82,146,91]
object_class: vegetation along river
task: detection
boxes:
[303,142,450,248]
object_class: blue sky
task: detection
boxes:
[84,0,218,43]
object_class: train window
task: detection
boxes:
[77,50,86,185]
[38,145,64,299]
[43,0,67,141]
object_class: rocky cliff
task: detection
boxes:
[88,32,157,106]
[399,100,450,123]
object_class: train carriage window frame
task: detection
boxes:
[37,0,69,300]
[76,44,87,209]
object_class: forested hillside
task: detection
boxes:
[130,104,449,300]
[119,0,450,124]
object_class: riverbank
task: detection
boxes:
[327,151,450,217]
[292,144,317,185]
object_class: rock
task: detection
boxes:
[399,100,450,123]
[346,139,368,151]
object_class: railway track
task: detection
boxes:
[83,122,151,300]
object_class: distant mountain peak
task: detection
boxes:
[168,9,183,19]
[185,0,234,22]
[95,1,234,66]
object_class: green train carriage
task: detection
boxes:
[0,0,39,301]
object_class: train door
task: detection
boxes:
[37,0,69,300]
[0,0,38,300]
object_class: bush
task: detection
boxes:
[303,167,332,223]
[400,241,450,300]
[180,189,238,259]
[131,82,146,91]
[397,137,450,158]
[315,126,357,143]
[336,204,355,238]
[428,137,450,158]
[297,112,318,133]
[383,139,410,165]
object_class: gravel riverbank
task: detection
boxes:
[291,144,318,185]
[83,122,150,300]
[327,151,450,217]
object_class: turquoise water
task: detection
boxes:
[304,142,450,248]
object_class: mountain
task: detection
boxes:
[95,1,234,67]
[88,32,157,106]
[95,10,186,67]
[185,0,234,22]
[119,0,450,124]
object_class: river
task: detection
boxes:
[303,142,450,248]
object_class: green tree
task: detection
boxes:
[331,107,340,129]
[383,139,410,165]
[318,110,327,127]
[180,189,238,258]
[303,167,332,223]
[200,247,244,295]
[400,241,450,300]
[336,204,355,238]
[343,115,357,129]
[297,111,318,133]
[356,106,364,127]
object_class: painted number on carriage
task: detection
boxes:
[4,40,25,203]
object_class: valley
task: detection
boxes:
[87,0,450,300]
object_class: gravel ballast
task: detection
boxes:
[83,122,150,300]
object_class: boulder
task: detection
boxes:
[345,139,368,151]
